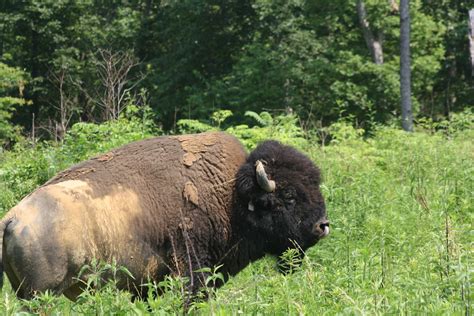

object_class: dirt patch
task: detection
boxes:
[183,181,199,206]
[95,152,115,162]
[177,132,221,167]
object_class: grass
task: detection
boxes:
[0,122,472,315]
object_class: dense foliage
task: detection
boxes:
[0,62,29,146]
[0,105,159,214]
[0,110,472,314]
[0,0,473,314]
[0,0,473,144]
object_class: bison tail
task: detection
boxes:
[0,217,13,290]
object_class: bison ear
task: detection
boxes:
[236,163,256,198]
[248,200,255,211]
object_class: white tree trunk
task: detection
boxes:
[357,0,384,64]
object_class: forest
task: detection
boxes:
[0,0,473,140]
[0,0,473,314]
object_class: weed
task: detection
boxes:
[0,113,472,314]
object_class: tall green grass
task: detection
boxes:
[0,116,472,315]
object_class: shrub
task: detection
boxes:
[0,105,159,214]
[178,109,308,150]
[0,111,472,314]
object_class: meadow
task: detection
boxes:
[0,110,472,315]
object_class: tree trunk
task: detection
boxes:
[469,9,474,77]
[400,0,413,132]
[357,0,384,64]
[30,24,40,119]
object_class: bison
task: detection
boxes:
[0,132,329,300]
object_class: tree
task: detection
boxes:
[48,64,76,141]
[138,0,256,129]
[94,50,140,121]
[400,0,413,132]
[0,62,29,146]
[356,0,384,64]
[420,1,473,118]
[0,0,472,136]
[0,1,143,132]
[469,9,474,77]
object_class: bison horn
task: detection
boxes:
[255,160,276,192]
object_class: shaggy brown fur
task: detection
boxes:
[0,132,329,300]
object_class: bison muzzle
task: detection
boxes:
[0,132,329,300]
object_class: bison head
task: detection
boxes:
[236,141,329,255]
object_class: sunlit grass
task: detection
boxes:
[0,124,472,314]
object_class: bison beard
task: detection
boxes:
[0,132,329,301]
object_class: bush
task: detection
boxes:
[178,109,308,150]
[0,62,30,147]
[0,111,472,314]
[0,105,159,214]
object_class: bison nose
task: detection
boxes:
[313,219,330,238]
